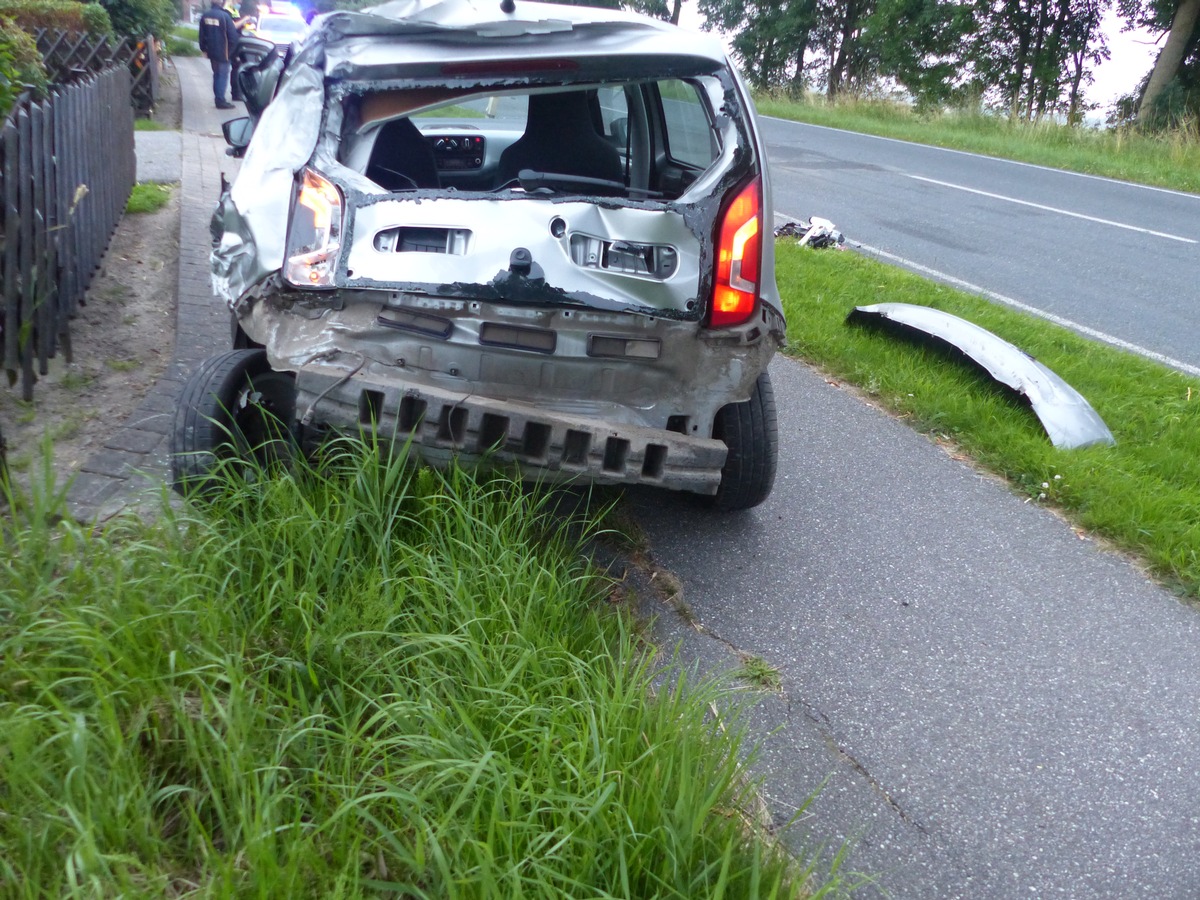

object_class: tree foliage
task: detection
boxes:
[701,0,1111,118]
[98,0,175,38]
[699,0,819,90]
[968,0,1110,120]
[863,0,975,105]
[0,0,112,31]
[0,13,49,115]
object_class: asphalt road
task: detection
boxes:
[628,127,1200,896]
[761,117,1200,373]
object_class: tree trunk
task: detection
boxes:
[670,0,682,26]
[1138,0,1200,122]
[1066,0,1100,125]
[789,36,809,94]
[828,0,861,96]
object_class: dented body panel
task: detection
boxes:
[208,0,784,496]
[344,197,702,313]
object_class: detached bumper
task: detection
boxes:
[298,371,728,495]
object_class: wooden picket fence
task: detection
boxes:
[1,68,136,401]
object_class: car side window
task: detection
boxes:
[658,79,717,169]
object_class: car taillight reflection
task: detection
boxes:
[284,168,343,288]
[709,177,761,328]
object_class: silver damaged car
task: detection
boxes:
[174,0,786,510]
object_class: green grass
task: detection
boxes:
[58,370,92,390]
[756,95,1200,196]
[736,656,783,692]
[165,34,202,57]
[777,241,1200,597]
[415,103,487,119]
[126,182,172,215]
[134,118,173,131]
[0,442,849,897]
[168,24,201,57]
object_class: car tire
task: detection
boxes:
[171,349,297,496]
[708,371,778,511]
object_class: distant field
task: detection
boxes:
[756,96,1200,196]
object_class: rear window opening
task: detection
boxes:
[339,78,723,202]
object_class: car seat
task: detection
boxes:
[366,118,440,190]
[497,90,624,189]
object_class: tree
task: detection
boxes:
[1128,0,1200,121]
[969,0,1110,120]
[863,0,975,105]
[807,0,872,96]
[100,0,176,38]
[699,0,820,90]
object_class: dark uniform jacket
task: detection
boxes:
[198,3,240,63]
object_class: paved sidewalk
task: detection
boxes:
[66,57,243,521]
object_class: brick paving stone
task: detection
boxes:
[68,57,241,523]
[80,449,140,479]
[67,472,126,512]
[103,427,166,454]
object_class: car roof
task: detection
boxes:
[310,0,730,71]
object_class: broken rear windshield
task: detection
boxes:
[336,78,725,202]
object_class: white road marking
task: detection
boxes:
[907,175,1197,244]
[763,115,1200,203]
[773,209,1200,377]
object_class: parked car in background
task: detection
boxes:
[251,8,307,47]
[177,0,786,510]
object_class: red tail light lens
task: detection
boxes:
[284,168,343,288]
[710,177,762,328]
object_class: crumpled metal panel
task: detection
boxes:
[345,198,701,313]
[244,290,774,431]
[295,368,730,494]
[212,62,325,303]
[849,303,1115,449]
[318,0,726,54]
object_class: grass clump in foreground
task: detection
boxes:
[0,442,844,897]
[777,242,1200,597]
[125,182,172,214]
[755,95,1200,196]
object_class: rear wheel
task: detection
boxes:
[708,371,778,511]
[171,349,297,496]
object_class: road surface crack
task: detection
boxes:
[647,559,929,835]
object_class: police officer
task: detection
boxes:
[198,0,241,109]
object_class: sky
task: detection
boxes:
[676,2,1164,116]
[1089,10,1161,109]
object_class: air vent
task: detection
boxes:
[587,335,661,359]
[377,309,453,339]
[479,322,557,354]
[374,227,471,254]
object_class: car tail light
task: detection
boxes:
[709,177,762,328]
[284,168,343,288]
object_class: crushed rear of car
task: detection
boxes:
[178,0,786,510]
